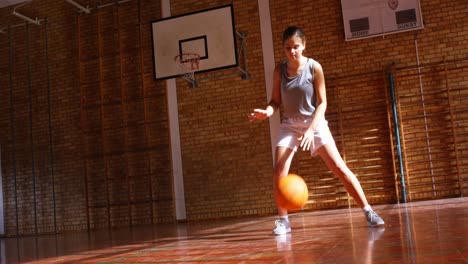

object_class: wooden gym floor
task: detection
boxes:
[2,197,467,263]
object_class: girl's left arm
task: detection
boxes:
[310,61,327,130]
[299,61,328,151]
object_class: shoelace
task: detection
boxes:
[275,219,286,227]
[367,211,381,223]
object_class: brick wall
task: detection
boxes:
[0,0,466,236]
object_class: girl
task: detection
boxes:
[249,26,384,235]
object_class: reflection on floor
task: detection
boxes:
[2,197,468,263]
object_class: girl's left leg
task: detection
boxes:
[315,142,384,226]
[316,142,368,208]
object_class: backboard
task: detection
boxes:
[151,5,238,80]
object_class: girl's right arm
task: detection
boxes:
[248,64,281,122]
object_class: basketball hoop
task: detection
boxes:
[174,53,200,86]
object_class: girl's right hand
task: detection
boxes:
[248,109,268,122]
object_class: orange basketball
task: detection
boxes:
[277,174,309,211]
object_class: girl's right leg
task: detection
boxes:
[272,146,296,235]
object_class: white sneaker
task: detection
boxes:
[272,218,291,235]
[365,210,385,227]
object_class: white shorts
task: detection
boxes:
[276,116,335,156]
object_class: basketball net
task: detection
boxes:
[174,53,200,83]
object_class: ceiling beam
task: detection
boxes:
[65,0,91,14]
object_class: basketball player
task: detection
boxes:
[249,26,385,235]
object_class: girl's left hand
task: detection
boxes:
[299,128,315,151]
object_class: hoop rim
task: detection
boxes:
[174,52,200,76]
[174,52,200,63]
